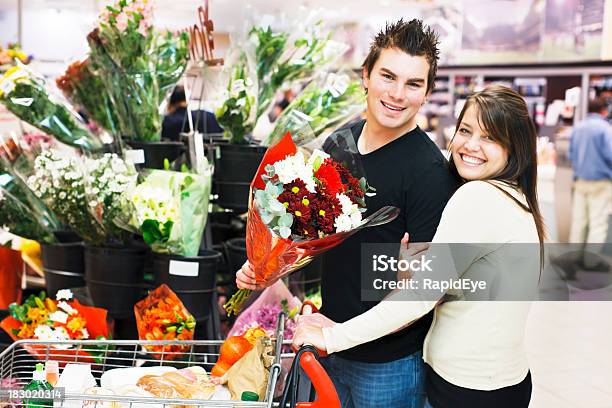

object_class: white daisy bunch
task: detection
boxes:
[27,149,104,244]
[84,153,137,241]
[334,192,363,232]
[273,151,316,193]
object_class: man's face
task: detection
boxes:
[363,47,430,133]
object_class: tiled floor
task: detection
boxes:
[526,301,612,407]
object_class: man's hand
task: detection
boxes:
[235,261,278,290]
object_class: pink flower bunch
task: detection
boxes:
[98,0,153,37]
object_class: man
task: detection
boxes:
[161,85,223,141]
[568,97,612,269]
[237,19,456,407]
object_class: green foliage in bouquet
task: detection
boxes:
[250,26,287,97]
[0,184,57,244]
[215,53,256,144]
[156,30,190,99]
[0,66,102,150]
[252,21,336,118]
[88,28,161,142]
[56,59,119,135]
[265,73,365,146]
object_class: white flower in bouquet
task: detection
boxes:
[84,153,137,242]
[34,325,55,341]
[80,328,89,340]
[49,311,69,324]
[336,193,363,232]
[55,289,73,301]
[273,151,316,193]
[131,185,179,225]
[324,73,350,98]
[57,301,77,316]
[28,149,104,243]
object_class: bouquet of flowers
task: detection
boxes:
[265,72,365,146]
[83,152,138,244]
[24,148,106,244]
[95,0,155,71]
[0,185,57,243]
[228,280,300,340]
[250,19,346,118]
[0,65,103,150]
[87,0,189,142]
[56,58,119,135]
[134,284,195,359]
[0,143,60,243]
[215,51,257,144]
[224,130,400,315]
[117,165,212,257]
[0,289,108,343]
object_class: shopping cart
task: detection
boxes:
[0,313,339,408]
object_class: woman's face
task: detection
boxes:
[451,105,509,181]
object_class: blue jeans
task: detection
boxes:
[320,351,426,408]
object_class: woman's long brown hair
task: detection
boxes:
[448,85,546,270]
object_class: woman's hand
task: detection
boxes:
[235,261,277,290]
[398,233,430,280]
[292,313,336,352]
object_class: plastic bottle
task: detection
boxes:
[44,361,59,386]
[241,391,259,401]
[25,363,54,408]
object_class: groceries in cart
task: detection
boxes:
[221,336,275,401]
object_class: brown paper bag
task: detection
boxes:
[223,336,274,400]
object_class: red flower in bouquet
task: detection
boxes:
[315,158,345,196]
[311,192,342,235]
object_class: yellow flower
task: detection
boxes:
[17,324,34,339]
[302,198,310,206]
[45,298,57,313]
[67,316,87,332]
[27,307,47,321]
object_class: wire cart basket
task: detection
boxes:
[0,313,339,408]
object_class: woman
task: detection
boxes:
[293,85,546,408]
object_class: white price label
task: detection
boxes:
[125,149,145,164]
[169,260,199,277]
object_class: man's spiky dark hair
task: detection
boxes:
[362,19,440,93]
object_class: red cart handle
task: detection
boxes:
[295,350,340,408]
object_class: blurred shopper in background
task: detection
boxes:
[161,85,223,141]
[568,97,612,269]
